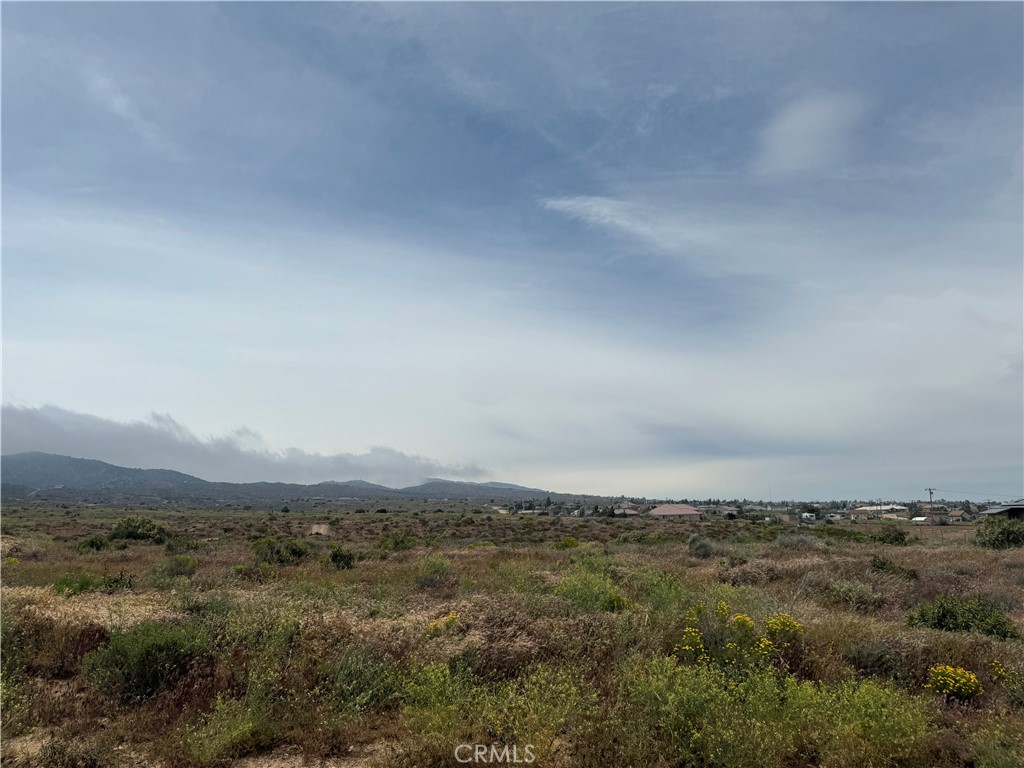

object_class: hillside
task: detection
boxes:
[0,452,563,504]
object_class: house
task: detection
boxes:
[911,516,929,524]
[979,500,1024,521]
[853,504,909,514]
[649,503,702,520]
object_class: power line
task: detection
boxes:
[933,489,1019,501]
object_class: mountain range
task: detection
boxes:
[0,452,564,504]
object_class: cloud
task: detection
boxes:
[0,405,485,487]
[755,92,869,176]
[84,70,176,155]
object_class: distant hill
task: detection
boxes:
[0,452,569,504]
[1,452,209,491]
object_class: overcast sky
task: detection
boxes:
[2,3,1021,500]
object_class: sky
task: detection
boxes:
[2,3,1022,500]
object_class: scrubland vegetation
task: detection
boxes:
[1,504,1023,767]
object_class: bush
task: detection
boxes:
[252,538,310,565]
[329,646,402,714]
[555,569,628,612]
[328,546,355,570]
[909,594,1020,640]
[990,661,1024,709]
[871,526,909,546]
[976,518,1024,549]
[83,620,210,701]
[381,530,418,552]
[151,555,198,582]
[480,662,597,762]
[687,534,714,559]
[870,555,918,580]
[593,656,928,768]
[109,517,169,544]
[926,664,983,701]
[181,696,276,766]
[53,571,134,597]
[415,553,453,589]
[553,536,580,550]
[76,535,109,553]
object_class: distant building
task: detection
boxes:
[853,504,909,513]
[649,503,702,520]
[980,500,1024,521]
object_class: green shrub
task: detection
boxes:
[401,662,478,753]
[591,656,929,768]
[150,555,198,582]
[480,662,597,761]
[110,516,169,544]
[415,553,453,589]
[181,696,276,766]
[627,568,685,612]
[990,661,1024,709]
[871,525,909,546]
[329,646,402,714]
[251,537,310,565]
[555,569,628,612]
[328,546,355,570]
[908,594,1020,640]
[381,530,418,551]
[83,620,210,701]
[687,534,714,559]
[553,535,580,550]
[53,571,134,597]
[76,535,109,553]
[53,573,102,597]
[870,555,918,580]
[976,518,1024,549]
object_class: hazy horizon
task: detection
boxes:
[3,4,1022,501]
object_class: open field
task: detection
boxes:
[2,504,1023,767]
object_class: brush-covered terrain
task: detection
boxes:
[2,504,1023,767]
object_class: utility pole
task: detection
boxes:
[925,488,936,506]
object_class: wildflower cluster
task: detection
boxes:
[673,602,802,673]
[764,613,802,648]
[425,611,460,638]
[989,660,1009,681]
[989,660,1024,709]
[926,665,983,701]
[673,627,707,663]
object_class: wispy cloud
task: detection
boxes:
[84,71,171,151]
[754,92,869,177]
